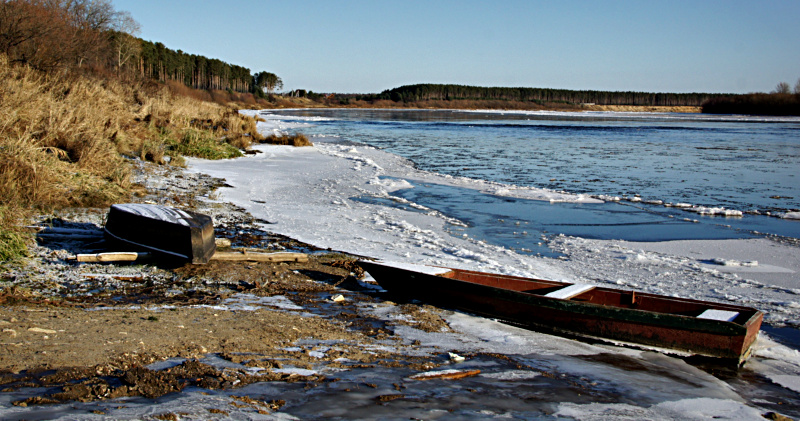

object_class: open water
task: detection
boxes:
[272,109,800,255]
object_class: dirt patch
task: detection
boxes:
[391,304,454,333]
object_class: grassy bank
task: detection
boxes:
[0,55,285,264]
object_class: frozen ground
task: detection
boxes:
[182,113,800,419]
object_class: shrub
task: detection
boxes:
[0,206,29,264]
[258,133,313,147]
[166,128,243,160]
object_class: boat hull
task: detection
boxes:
[104,204,216,264]
[359,261,763,363]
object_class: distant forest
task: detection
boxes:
[701,80,800,116]
[136,40,282,95]
[137,41,253,92]
[0,0,281,97]
[374,84,726,107]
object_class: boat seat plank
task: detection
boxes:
[544,283,595,300]
[697,309,739,322]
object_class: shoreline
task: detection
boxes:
[264,96,703,114]
[2,143,800,418]
[0,160,451,412]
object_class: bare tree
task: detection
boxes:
[794,78,800,95]
[108,10,140,73]
[774,81,791,94]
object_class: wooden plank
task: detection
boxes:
[544,283,595,300]
[73,252,151,262]
[697,309,739,322]
[210,251,308,263]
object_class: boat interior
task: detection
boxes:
[439,268,759,325]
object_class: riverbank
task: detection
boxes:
[0,160,461,417]
[2,150,800,419]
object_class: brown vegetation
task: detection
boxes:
[702,93,800,116]
[0,54,270,262]
[0,1,306,263]
[258,133,313,147]
[0,0,136,72]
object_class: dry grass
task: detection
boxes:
[0,55,130,210]
[0,205,30,264]
[0,55,272,262]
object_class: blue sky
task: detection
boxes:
[111,0,800,94]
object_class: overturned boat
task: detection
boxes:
[358,260,763,364]
[104,203,216,264]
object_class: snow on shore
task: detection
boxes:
[187,113,800,418]
[188,138,570,281]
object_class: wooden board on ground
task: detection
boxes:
[73,252,151,263]
[210,251,308,263]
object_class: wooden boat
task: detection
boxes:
[104,203,216,264]
[358,260,763,363]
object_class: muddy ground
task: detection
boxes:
[0,161,454,409]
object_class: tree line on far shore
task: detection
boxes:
[701,80,800,116]
[371,84,724,107]
[359,83,800,116]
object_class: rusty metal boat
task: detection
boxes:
[358,260,763,363]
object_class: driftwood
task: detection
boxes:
[210,251,308,263]
[408,369,481,381]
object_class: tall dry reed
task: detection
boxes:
[0,54,272,262]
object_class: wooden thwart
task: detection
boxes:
[544,283,595,300]
[697,309,739,322]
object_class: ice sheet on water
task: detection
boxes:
[460,108,800,123]
[782,211,800,220]
[685,206,744,217]
[483,185,603,203]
